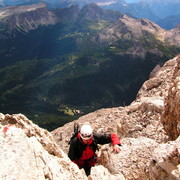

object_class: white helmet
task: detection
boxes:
[80,124,93,140]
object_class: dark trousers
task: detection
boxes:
[84,167,91,176]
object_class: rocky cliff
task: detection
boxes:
[161,55,180,141]
[0,55,179,179]
[0,3,57,34]
[52,55,180,179]
[97,15,180,57]
[0,113,87,179]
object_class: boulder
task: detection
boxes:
[98,137,159,180]
[0,114,87,180]
[89,165,126,180]
[149,136,180,180]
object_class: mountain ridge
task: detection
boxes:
[0,3,57,34]
[0,3,179,56]
[1,0,180,30]
[157,14,180,30]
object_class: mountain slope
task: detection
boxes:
[97,15,180,57]
[0,3,57,34]
[157,14,180,30]
[0,3,179,130]
[101,1,160,22]
[2,0,180,28]
[0,4,179,65]
[0,3,123,66]
[0,48,177,130]
[144,0,180,19]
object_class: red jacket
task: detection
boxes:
[68,132,121,168]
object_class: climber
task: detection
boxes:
[68,124,121,176]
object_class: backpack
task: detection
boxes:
[68,121,80,144]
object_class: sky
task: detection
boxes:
[124,0,141,3]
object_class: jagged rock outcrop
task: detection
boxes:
[99,137,159,180]
[0,113,87,180]
[165,24,180,47]
[52,55,180,180]
[161,55,180,140]
[90,165,126,180]
[0,3,57,34]
[77,3,123,23]
[97,15,180,58]
[149,136,180,180]
[97,15,163,48]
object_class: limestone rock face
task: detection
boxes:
[97,15,180,58]
[90,165,126,180]
[161,55,180,140]
[149,136,180,180]
[52,55,180,180]
[0,3,57,34]
[98,137,159,180]
[136,56,178,100]
[0,113,87,180]
[165,25,180,47]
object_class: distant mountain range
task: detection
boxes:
[0,3,179,130]
[1,0,180,29]
[157,14,180,30]
[0,3,179,64]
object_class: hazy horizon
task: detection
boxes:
[125,0,140,3]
